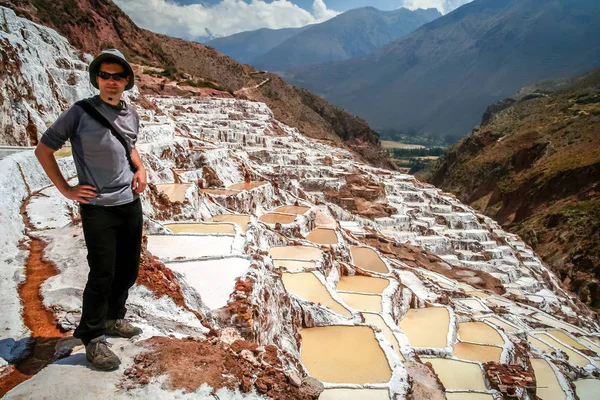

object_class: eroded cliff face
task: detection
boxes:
[419,68,600,308]
[1,6,600,400]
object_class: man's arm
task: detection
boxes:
[34,142,96,203]
[131,148,147,194]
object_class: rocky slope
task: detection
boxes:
[286,0,600,139]
[418,67,600,308]
[0,0,393,169]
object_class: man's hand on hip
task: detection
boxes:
[63,185,97,204]
[132,168,147,194]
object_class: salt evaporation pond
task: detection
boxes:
[200,188,240,196]
[282,273,351,316]
[546,330,590,351]
[350,246,389,273]
[453,342,502,363]
[164,222,235,234]
[269,246,323,260]
[480,316,519,333]
[147,235,234,261]
[458,322,504,345]
[338,293,382,312]
[210,214,250,232]
[532,313,586,335]
[259,213,297,224]
[575,379,600,400]
[531,358,567,400]
[166,257,249,309]
[306,228,338,245]
[362,313,404,359]
[426,358,487,390]
[154,183,192,202]
[227,181,267,190]
[399,307,450,348]
[446,393,494,400]
[274,205,310,214]
[531,332,590,367]
[300,326,392,383]
[319,388,390,400]
[274,259,315,272]
[337,275,389,294]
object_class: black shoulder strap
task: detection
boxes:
[75,100,137,173]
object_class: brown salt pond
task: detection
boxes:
[274,205,310,215]
[314,210,337,229]
[200,188,240,196]
[210,214,251,232]
[362,313,404,360]
[453,342,502,363]
[338,293,382,312]
[399,307,450,348]
[337,275,389,294]
[227,181,267,191]
[575,379,600,400]
[531,332,590,368]
[274,259,316,272]
[350,246,389,274]
[269,246,323,261]
[300,326,392,384]
[458,322,504,345]
[259,213,297,225]
[282,273,351,317]
[531,358,567,400]
[154,183,192,202]
[446,394,494,400]
[164,222,235,235]
[306,228,338,245]
[426,358,487,390]
[319,388,390,400]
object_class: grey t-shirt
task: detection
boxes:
[41,95,140,206]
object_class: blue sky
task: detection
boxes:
[113,0,472,40]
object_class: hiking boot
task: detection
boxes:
[85,336,120,371]
[105,319,143,338]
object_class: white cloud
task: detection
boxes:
[113,0,340,39]
[401,0,472,14]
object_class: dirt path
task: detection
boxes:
[234,78,271,95]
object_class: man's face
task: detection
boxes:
[96,62,129,99]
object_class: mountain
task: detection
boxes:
[286,0,600,140]
[206,26,308,64]
[252,7,441,71]
[0,0,393,168]
[418,67,600,307]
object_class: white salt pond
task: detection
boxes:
[350,246,389,274]
[269,245,323,261]
[306,228,338,245]
[362,313,404,360]
[282,273,351,316]
[574,379,600,400]
[338,293,382,312]
[399,307,450,348]
[319,388,390,400]
[458,322,504,345]
[165,257,249,309]
[210,214,250,232]
[530,358,566,400]
[453,342,502,363]
[154,183,192,202]
[300,326,392,384]
[259,213,297,225]
[426,358,486,390]
[274,259,316,272]
[164,222,235,234]
[337,275,389,294]
[147,235,234,261]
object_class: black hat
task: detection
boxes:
[89,49,135,91]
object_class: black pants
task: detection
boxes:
[73,198,143,345]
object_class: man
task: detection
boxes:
[35,49,147,371]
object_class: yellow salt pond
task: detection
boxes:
[528,334,554,353]
[480,316,519,333]
[274,205,310,214]
[300,326,392,384]
[531,358,567,400]
[458,322,504,345]
[228,181,267,191]
[532,313,586,335]
[362,313,404,360]
[200,188,240,196]
[306,228,338,245]
[453,342,502,363]
[546,330,590,351]
[337,275,389,294]
[164,222,235,234]
[338,293,382,312]
[575,379,600,400]
[319,388,390,400]
[580,337,600,354]
[154,183,192,202]
[532,332,590,368]
[426,358,487,390]
[399,307,450,348]
[466,291,490,299]
[446,394,494,400]
[269,245,323,260]
[259,213,297,224]
[282,273,351,316]
[350,246,389,274]
[210,214,250,232]
[273,259,315,272]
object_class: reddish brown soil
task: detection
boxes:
[201,166,224,188]
[363,233,506,295]
[325,174,397,219]
[125,336,316,399]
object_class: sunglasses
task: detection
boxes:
[97,71,129,81]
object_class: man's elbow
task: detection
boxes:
[34,142,55,160]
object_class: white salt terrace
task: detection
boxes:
[575,379,600,400]
[154,183,192,202]
[146,234,235,262]
[164,222,236,235]
[269,246,323,261]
